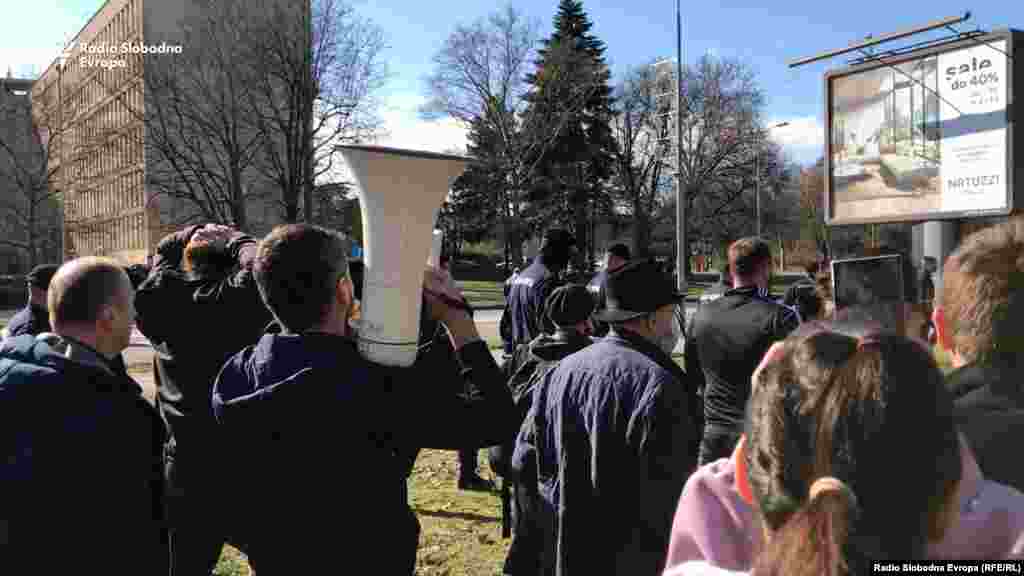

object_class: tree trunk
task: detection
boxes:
[633,202,650,259]
[232,173,248,232]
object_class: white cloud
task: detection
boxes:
[372,92,469,154]
[0,45,60,79]
[767,116,825,166]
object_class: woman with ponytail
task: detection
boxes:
[666,326,995,575]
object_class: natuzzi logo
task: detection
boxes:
[945,56,993,80]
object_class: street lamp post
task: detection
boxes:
[755,121,789,238]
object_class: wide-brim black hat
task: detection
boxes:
[593,258,684,323]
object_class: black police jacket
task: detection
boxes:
[686,285,799,450]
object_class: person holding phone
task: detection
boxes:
[829,248,929,342]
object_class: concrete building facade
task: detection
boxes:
[34,0,300,265]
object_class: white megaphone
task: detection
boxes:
[337,145,470,367]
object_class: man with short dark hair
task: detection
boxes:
[935,217,1024,493]
[2,263,59,340]
[513,260,699,575]
[212,224,514,574]
[134,222,273,575]
[588,242,630,337]
[501,229,576,353]
[0,258,167,574]
[687,236,799,466]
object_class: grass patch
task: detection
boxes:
[457,280,505,309]
[213,546,250,576]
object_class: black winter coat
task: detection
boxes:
[0,334,168,575]
[949,354,1024,494]
[212,332,515,575]
[134,226,273,447]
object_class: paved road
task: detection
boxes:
[11,303,699,402]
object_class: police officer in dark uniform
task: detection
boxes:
[501,229,576,353]
[686,236,800,466]
[2,264,60,341]
[587,243,630,337]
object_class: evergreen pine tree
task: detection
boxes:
[521,0,616,261]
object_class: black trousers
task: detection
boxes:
[165,437,247,576]
[459,447,478,478]
[698,425,741,467]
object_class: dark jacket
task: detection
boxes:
[512,330,699,576]
[782,275,818,322]
[0,334,167,575]
[211,332,514,574]
[134,225,273,445]
[3,304,50,339]
[949,354,1024,494]
[587,269,612,337]
[687,285,799,463]
[503,256,564,348]
[492,331,596,479]
[494,330,594,576]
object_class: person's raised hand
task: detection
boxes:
[422,265,471,322]
[195,223,234,243]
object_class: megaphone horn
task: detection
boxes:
[336,145,471,368]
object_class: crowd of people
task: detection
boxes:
[1,216,1024,575]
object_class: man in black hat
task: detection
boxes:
[687,236,799,467]
[587,243,630,337]
[492,284,597,575]
[512,259,700,576]
[501,229,576,354]
[2,264,60,341]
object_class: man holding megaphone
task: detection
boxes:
[211,224,515,575]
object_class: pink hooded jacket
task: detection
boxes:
[664,436,1024,573]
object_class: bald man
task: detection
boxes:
[0,257,167,575]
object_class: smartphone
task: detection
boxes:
[831,254,905,310]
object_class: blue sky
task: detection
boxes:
[3,0,1022,166]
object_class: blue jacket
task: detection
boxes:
[504,257,564,348]
[0,334,167,574]
[512,330,700,576]
[212,332,515,574]
[3,304,50,339]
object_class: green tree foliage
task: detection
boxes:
[521,0,617,263]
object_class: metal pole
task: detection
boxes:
[675,0,687,294]
[755,133,760,237]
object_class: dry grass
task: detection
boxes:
[207,449,508,576]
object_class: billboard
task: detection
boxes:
[825,30,1019,225]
